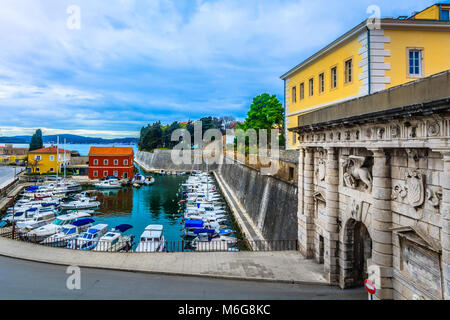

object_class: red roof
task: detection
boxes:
[88,146,134,156]
[29,146,71,154]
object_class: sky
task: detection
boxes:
[0,0,440,138]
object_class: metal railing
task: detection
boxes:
[0,226,298,253]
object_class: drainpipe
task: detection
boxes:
[367,27,371,95]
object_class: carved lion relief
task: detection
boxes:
[342,156,373,192]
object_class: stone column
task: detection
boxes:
[324,147,339,284]
[439,151,450,300]
[297,147,315,258]
[297,147,305,254]
[368,148,393,300]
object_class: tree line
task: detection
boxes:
[138,93,284,152]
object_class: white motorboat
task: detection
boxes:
[94,180,122,189]
[66,224,109,250]
[93,224,134,252]
[16,210,57,232]
[41,218,95,247]
[133,174,146,185]
[60,198,101,210]
[144,176,155,185]
[192,233,238,252]
[135,225,165,252]
[26,211,92,241]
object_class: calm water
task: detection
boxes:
[2,144,138,156]
[61,169,243,248]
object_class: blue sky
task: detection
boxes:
[0,0,440,138]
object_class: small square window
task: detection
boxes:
[442,9,449,21]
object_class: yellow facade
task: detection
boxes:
[385,29,450,88]
[285,35,365,149]
[27,151,71,174]
[413,4,450,20]
[282,4,450,150]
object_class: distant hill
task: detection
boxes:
[0,134,138,145]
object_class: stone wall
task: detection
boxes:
[218,161,298,241]
[135,150,216,171]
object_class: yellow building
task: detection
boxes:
[27,146,72,174]
[281,3,450,149]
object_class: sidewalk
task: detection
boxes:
[0,236,327,285]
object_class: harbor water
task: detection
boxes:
[61,169,244,248]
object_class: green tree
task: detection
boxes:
[238,93,285,147]
[29,129,43,151]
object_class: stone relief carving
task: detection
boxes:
[425,188,442,208]
[377,127,385,140]
[405,170,425,208]
[316,159,326,181]
[427,120,440,137]
[391,125,400,138]
[342,156,373,192]
[392,183,408,200]
[349,198,363,220]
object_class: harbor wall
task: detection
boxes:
[135,150,216,171]
[217,161,298,241]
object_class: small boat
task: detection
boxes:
[144,176,155,185]
[41,218,95,247]
[16,210,57,232]
[66,224,109,250]
[191,233,238,252]
[94,180,122,189]
[135,225,165,252]
[93,224,134,252]
[26,211,92,241]
[60,198,101,210]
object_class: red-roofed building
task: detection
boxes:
[88,147,134,180]
[27,146,72,174]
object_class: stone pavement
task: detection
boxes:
[0,236,328,285]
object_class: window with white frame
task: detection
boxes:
[344,59,353,83]
[50,155,54,161]
[104,159,108,165]
[331,66,337,89]
[124,159,128,165]
[113,171,118,177]
[35,155,42,161]
[93,159,98,165]
[103,171,108,177]
[114,159,118,165]
[309,78,314,96]
[408,49,423,77]
[93,170,98,177]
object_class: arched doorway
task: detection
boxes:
[341,219,372,288]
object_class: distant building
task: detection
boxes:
[0,144,28,165]
[88,147,134,180]
[27,146,71,174]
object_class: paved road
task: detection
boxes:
[0,256,366,300]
